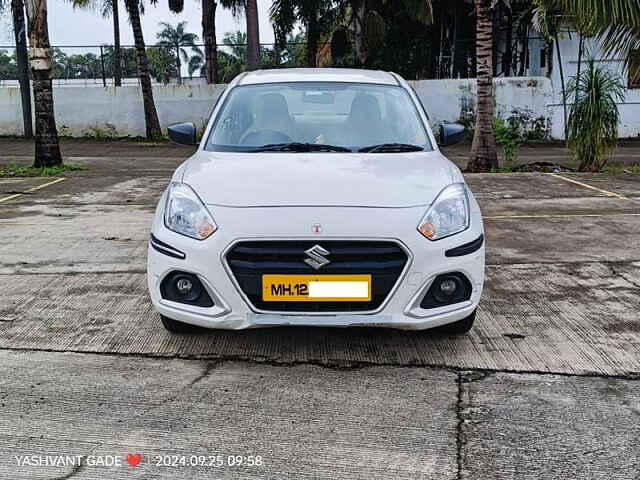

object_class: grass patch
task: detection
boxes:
[0,162,84,178]
[601,164,640,175]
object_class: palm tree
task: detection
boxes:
[73,0,160,135]
[221,0,261,70]
[189,31,250,81]
[532,0,568,140]
[164,0,219,83]
[201,0,218,83]
[271,0,337,67]
[102,45,137,77]
[71,0,123,86]
[537,0,640,82]
[244,0,260,70]
[110,0,122,85]
[223,30,248,59]
[281,32,306,66]
[156,21,199,85]
[467,0,499,173]
[148,45,178,84]
[123,0,162,138]
[8,0,33,137]
[100,0,123,86]
[188,47,204,78]
[24,0,63,167]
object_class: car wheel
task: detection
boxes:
[160,315,202,334]
[438,310,476,335]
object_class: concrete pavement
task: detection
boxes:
[0,141,639,479]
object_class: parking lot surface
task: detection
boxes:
[0,141,639,479]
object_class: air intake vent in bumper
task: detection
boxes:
[226,240,408,312]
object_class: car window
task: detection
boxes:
[205,82,432,152]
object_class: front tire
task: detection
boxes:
[160,315,203,334]
[438,310,476,335]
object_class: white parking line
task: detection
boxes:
[548,173,634,201]
[0,177,66,204]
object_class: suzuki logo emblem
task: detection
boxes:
[304,245,330,270]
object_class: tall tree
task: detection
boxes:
[538,0,640,82]
[156,21,199,84]
[10,0,33,137]
[24,0,62,167]
[123,0,162,138]
[244,0,260,70]
[162,0,219,83]
[72,0,123,86]
[111,0,122,85]
[223,30,248,59]
[245,0,260,70]
[147,44,177,83]
[467,0,498,172]
[532,0,568,140]
[271,0,338,67]
[201,0,218,83]
[220,0,260,70]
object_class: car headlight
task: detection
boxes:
[164,182,217,240]
[418,183,469,241]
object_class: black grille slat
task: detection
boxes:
[232,245,402,256]
[226,240,408,312]
[228,259,407,271]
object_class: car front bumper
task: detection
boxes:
[147,204,485,331]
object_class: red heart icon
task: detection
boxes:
[126,454,142,467]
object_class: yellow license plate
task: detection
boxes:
[262,274,372,302]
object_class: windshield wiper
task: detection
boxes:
[358,143,424,153]
[252,142,351,153]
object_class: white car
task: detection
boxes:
[147,68,485,334]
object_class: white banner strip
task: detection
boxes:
[308,281,369,298]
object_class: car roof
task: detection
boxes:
[236,68,400,86]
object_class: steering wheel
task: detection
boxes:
[240,129,292,146]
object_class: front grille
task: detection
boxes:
[226,240,408,312]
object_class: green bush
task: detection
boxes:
[565,60,625,172]
[493,117,521,168]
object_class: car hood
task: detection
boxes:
[181,150,460,208]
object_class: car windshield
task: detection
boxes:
[205,82,432,152]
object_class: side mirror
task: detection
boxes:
[168,122,197,146]
[439,122,466,147]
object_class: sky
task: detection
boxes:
[1,0,276,47]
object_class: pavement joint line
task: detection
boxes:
[0,177,66,204]
[484,259,640,267]
[1,346,639,380]
[455,372,464,480]
[548,173,636,201]
[0,269,148,276]
[482,195,638,200]
[0,222,149,226]
[486,213,640,219]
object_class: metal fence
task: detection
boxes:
[0,36,548,87]
[0,42,323,86]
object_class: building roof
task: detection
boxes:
[237,68,399,86]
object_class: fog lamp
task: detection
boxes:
[160,271,213,306]
[176,278,193,295]
[439,278,458,296]
[420,272,472,309]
